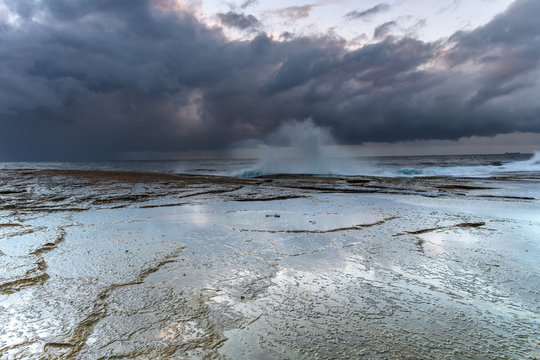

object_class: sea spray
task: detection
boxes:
[236,123,540,178]
[237,118,348,177]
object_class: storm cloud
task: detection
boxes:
[218,11,261,31]
[0,0,539,160]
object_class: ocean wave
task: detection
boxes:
[236,152,540,178]
[383,151,540,177]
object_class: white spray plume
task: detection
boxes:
[239,118,346,176]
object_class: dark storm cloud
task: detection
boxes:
[218,11,261,30]
[0,0,539,160]
[446,0,540,107]
[345,3,390,21]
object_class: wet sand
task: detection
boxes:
[0,169,539,359]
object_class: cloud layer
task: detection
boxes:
[345,3,390,21]
[0,0,538,160]
[218,11,261,31]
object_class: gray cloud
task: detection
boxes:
[280,31,294,40]
[272,0,343,23]
[274,4,316,22]
[446,0,540,107]
[374,21,396,39]
[0,0,539,160]
[218,11,261,30]
[345,3,390,21]
[240,0,258,9]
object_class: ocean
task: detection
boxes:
[1,152,538,178]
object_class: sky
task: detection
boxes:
[0,0,539,160]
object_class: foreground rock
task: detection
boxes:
[0,170,538,359]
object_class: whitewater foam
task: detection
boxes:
[378,151,540,178]
[236,119,353,177]
[233,118,539,178]
[238,141,540,178]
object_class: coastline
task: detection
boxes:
[0,169,538,358]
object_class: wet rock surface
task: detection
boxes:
[0,169,538,359]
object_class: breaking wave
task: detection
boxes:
[234,118,539,178]
[236,119,351,177]
[377,151,540,177]
[237,124,540,179]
